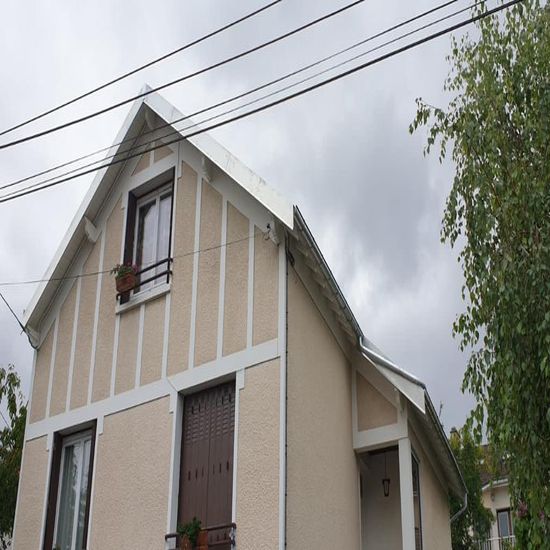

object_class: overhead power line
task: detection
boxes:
[0,291,38,349]
[0,0,522,206]
[0,0,365,151]
[0,0,461,195]
[0,0,282,139]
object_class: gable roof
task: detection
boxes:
[23,88,465,498]
[23,86,293,331]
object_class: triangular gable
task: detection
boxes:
[23,86,293,331]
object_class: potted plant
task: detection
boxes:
[177,517,202,549]
[110,262,138,293]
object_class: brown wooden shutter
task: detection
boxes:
[178,382,235,548]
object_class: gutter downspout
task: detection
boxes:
[450,492,468,523]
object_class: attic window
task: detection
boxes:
[122,178,174,300]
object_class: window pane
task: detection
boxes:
[498,510,511,537]
[136,200,157,291]
[56,445,78,550]
[55,436,92,550]
[157,193,172,264]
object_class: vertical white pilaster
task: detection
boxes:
[398,436,415,550]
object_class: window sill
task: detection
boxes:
[115,282,171,315]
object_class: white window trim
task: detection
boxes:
[52,430,93,550]
[132,183,173,296]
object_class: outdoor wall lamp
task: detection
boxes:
[382,451,391,497]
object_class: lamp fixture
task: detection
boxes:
[382,451,391,498]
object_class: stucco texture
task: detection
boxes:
[93,198,123,402]
[115,305,140,394]
[236,359,280,550]
[252,226,278,345]
[286,267,360,549]
[141,295,166,385]
[482,484,511,540]
[30,327,53,423]
[12,436,48,550]
[71,241,100,410]
[50,283,77,416]
[167,162,197,375]
[223,203,249,356]
[194,180,222,366]
[356,371,397,431]
[88,397,172,549]
[409,426,452,550]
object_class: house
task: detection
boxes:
[480,449,515,548]
[12,88,466,550]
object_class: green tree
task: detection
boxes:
[0,365,27,548]
[411,1,550,546]
[449,427,493,549]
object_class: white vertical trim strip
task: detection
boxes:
[88,230,106,404]
[399,436,415,550]
[45,316,60,418]
[216,198,228,359]
[135,304,145,387]
[66,276,82,412]
[110,315,120,396]
[277,240,286,550]
[188,174,202,370]
[166,393,183,544]
[246,220,255,348]
[232,369,245,523]
[161,293,171,379]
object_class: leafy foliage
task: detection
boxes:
[0,365,27,549]
[449,427,493,549]
[411,1,550,546]
[177,517,202,545]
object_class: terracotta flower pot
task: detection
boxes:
[180,534,193,550]
[115,272,137,293]
[196,529,209,550]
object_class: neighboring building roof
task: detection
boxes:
[480,444,510,489]
[23,89,466,498]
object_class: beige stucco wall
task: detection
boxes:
[92,197,123,402]
[482,484,511,540]
[115,305,140,394]
[236,359,280,550]
[88,397,172,549]
[167,162,197,375]
[12,436,48,550]
[356,371,397,431]
[361,449,402,549]
[30,327,53,423]
[50,283,77,417]
[141,295,166,385]
[195,180,222,366]
[223,203,249,356]
[71,241,101,410]
[253,227,278,345]
[409,426,452,550]
[287,267,360,549]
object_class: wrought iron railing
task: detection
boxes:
[165,522,236,549]
[116,257,172,299]
[478,535,516,549]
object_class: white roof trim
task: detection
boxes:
[23,86,293,329]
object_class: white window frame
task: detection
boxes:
[52,430,93,550]
[132,183,173,295]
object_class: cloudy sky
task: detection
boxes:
[0,0,476,430]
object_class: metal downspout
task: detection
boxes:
[450,492,468,523]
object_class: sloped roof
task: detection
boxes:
[23,88,465,497]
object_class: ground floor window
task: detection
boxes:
[497,508,514,539]
[44,426,95,550]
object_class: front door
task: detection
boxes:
[178,382,235,548]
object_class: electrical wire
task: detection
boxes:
[0,0,282,138]
[0,291,38,349]
[0,0,462,195]
[0,0,523,206]
[0,229,268,287]
[0,0,365,151]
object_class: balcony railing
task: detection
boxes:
[478,535,516,549]
[165,522,236,550]
[116,257,173,299]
